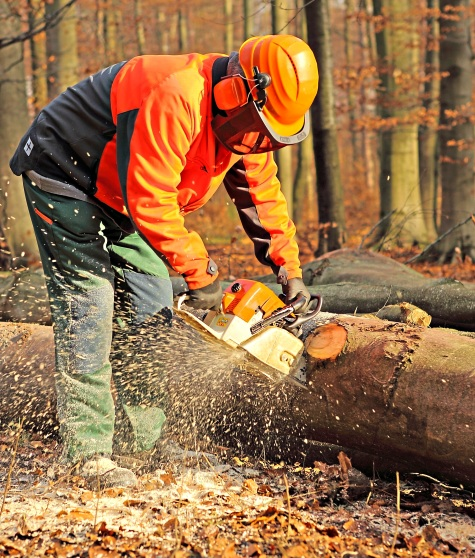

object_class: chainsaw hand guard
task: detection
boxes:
[283,294,323,337]
[250,293,322,336]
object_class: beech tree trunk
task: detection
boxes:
[0,2,39,265]
[373,0,428,246]
[306,0,346,254]
[438,0,475,261]
[0,315,473,488]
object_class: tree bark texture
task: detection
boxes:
[306,0,346,255]
[272,0,294,219]
[418,0,440,242]
[0,315,473,487]
[438,0,475,261]
[292,315,475,487]
[374,0,428,246]
[45,0,79,98]
[0,1,39,264]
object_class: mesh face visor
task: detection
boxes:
[212,99,310,155]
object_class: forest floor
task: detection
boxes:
[1,235,474,557]
[0,430,474,558]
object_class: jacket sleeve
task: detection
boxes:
[223,153,302,279]
[115,79,214,290]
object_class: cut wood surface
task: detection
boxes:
[0,315,473,488]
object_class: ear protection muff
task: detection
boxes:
[214,76,248,112]
[214,67,272,113]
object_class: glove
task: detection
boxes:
[282,277,311,314]
[186,278,223,311]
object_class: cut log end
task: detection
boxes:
[374,303,432,327]
[304,323,348,361]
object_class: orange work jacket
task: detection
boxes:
[10,54,302,289]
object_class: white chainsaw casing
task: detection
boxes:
[203,309,262,347]
[204,310,304,375]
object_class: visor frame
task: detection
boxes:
[212,98,310,155]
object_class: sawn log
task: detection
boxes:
[0,316,473,487]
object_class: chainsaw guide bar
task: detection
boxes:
[174,279,322,389]
[174,306,307,387]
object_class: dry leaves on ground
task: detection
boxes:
[0,433,474,557]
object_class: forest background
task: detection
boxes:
[0,0,474,283]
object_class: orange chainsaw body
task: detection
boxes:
[221,279,285,323]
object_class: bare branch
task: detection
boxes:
[0,0,77,50]
[405,214,475,263]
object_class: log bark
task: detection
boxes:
[0,315,473,488]
[255,248,475,330]
[1,249,474,330]
[296,316,475,487]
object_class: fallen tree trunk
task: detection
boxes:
[294,316,475,487]
[254,248,475,331]
[0,316,473,487]
[2,249,474,329]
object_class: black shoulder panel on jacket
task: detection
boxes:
[10,61,127,194]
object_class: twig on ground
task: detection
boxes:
[409,472,472,495]
[405,214,475,264]
[283,473,292,539]
[94,462,101,526]
[389,471,401,557]
[0,418,24,520]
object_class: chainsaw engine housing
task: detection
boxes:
[203,279,305,375]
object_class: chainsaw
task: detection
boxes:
[175,279,322,386]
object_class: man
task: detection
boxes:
[10,34,319,487]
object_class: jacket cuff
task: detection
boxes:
[184,258,219,290]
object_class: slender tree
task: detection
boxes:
[418,0,440,242]
[45,0,78,98]
[373,0,428,247]
[0,1,38,265]
[293,0,316,228]
[133,0,145,55]
[28,0,48,110]
[243,0,252,39]
[358,0,377,193]
[224,0,233,53]
[344,0,358,162]
[306,0,346,255]
[178,4,189,53]
[437,0,475,261]
[272,0,294,219]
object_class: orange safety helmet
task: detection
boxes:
[239,34,319,138]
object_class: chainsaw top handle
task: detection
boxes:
[284,293,323,331]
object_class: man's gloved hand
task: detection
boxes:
[282,277,311,314]
[186,278,223,311]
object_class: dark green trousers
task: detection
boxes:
[23,175,173,462]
